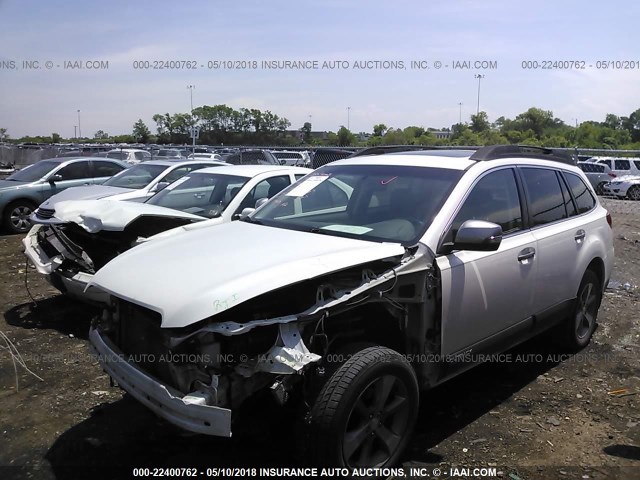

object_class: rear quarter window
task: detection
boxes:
[564,173,596,214]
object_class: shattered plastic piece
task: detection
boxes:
[606,280,621,290]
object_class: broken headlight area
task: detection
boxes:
[36,215,197,276]
[94,255,420,410]
[95,298,293,410]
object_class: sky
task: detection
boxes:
[1,0,639,138]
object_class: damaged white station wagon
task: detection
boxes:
[88,146,614,467]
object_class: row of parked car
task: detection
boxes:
[4,145,615,467]
[578,156,640,200]
[80,147,312,167]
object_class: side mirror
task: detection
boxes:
[48,174,63,183]
[151,181,170,192]
[254,197,269,209]
[453,220,503,252]
[238,207,255,220]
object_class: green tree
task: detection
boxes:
[512,107,557,138]
[337,126,355,146]
[373,124,388,137]
[133,119,151,143]
[51,133,62,143]
[603,114,621,130]
[94,130,109,140]
[470,112,490,133]
[0,128,9,141]
[301,122,312,143]
[382,128,408,145]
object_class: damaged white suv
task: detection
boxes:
[88,146,614,467]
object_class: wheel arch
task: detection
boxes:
[584,256,606,296]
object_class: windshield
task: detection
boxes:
[274,152,301,159]
[103,163,165,188]
[146,172,249,218]
[6,160,61,182]
[157,149,181,157]
[253,164,463,244]
[106,151,127,160]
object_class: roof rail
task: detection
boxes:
[470,145,576,165]
[349,145,441,158]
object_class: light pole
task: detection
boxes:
[474,74,485,115]
[74,126,77,139]
[458,102,463,124]
[77,110,82,139]
[347,106,351,131]
[187,85,196,155]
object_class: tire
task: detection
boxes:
[2,200,36,234]
[305,346,419,467]
[626,185,640,201]
[561,270,602,351]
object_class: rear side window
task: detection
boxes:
[614,159,630,170]
[634,160,640,170]
[598,159,612,168]
[521,168,567,226]
[564,173,596,214]
[578,163,604,173]
[93,161,124,177]
[56,161,92,180]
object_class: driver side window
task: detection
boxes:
[56,161,92,180]
[452,168,523,235]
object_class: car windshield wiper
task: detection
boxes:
[241,216,263,225]
[308,227,332,235]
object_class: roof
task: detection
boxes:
[333,154,476,170]
[143,159,227,167]
[38,156,126,164]
[193,165,312,177]
[106,148,148,153]
[327,145,577,170]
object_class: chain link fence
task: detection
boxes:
[2,144,640,174]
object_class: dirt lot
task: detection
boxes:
[0,198,638,480]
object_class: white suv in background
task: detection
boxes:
[105,149,151,165]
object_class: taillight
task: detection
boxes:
[608,173,617,177]
[606,211,612,228]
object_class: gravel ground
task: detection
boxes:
[0,198,638,479]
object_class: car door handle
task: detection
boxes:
[574,229,586,242]
[194,193,205,199]
[517,247,536,262]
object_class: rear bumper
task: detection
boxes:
[89,326,232,437]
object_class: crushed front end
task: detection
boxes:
[89,250,436,437]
